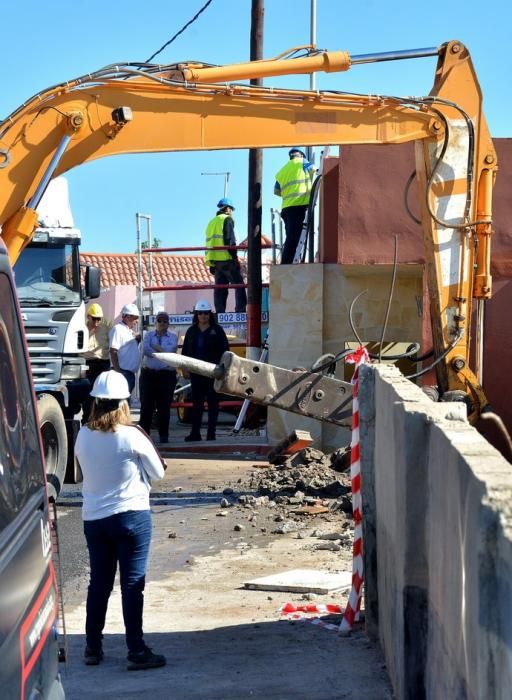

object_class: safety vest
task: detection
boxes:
[205,213,232,265]
[275,158,312,209]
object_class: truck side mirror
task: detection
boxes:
[84,265,101,300]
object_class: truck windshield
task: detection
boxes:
[13,243,81,305]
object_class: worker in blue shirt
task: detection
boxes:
[139,311,178,444]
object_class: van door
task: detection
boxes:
[0,264,64,700]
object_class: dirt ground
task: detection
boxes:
[57,455,393,699]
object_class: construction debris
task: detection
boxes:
[267,430,314,464]
[242,445,353,515]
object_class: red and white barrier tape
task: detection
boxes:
[339,346,369,633]
[281,602,344,615]
[279,347,369,635]
[280,602,343,631]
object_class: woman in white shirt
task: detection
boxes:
[75,370,166,671]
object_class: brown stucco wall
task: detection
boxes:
[319,139,512,445]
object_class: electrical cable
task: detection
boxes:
[145,0,214,64]
[404,171,421,225]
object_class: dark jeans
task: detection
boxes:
[213,259,247,313]
[119,368,136,404]
[84,510,152,654]
[280,205,308,264]
[190,374,219,439]
[139,368,177,440]
[83,358,110,423]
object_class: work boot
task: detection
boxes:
[127,645,166,671]
[84,645,104,665]
[184,433,201,442]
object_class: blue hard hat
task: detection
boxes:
[289,147,306,158]
[217,197,235,210]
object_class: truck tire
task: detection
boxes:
[38,394,68,501]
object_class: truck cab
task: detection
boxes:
[0,239,65,699]
[13,178,100,499]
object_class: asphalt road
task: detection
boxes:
[56,456,393,700]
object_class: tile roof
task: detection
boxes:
[81,252,210,288]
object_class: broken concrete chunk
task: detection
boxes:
[317,532,344,540]
[271,521,300,535]
[244,569,352,594]
[315,542,342,552]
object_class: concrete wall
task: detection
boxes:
[267,263,423,450]
[360,363,512,699]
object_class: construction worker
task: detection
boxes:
[83,302,111,423]
[109,303,142,395]
[181,299,229,442]
[274,148,317,264]
[75,370,166,670]
[205,198,247,314]
[139,311,178,444]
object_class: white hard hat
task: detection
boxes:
[194,299,212,312]
[121,303,140,317]
[90,370,131,399]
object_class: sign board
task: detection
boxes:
[147,311,269,326]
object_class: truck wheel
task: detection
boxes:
[38,394,67,501]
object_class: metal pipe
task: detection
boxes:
[232,331,269,433]
[475,299,484,385]
[307,0,317,264]
[27,134,72,209]
[146,215,153,316]
[279,214,284,253]
[135,213,144,315]
[136,213,152,319]
[351,46,439,65]
[142,244,272,253]
[144,282,268,292]
[270,208,277,264]
[200,171,231,198]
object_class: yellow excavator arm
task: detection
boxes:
[0,40,497,417]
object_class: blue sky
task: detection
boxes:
[1,0,510,253]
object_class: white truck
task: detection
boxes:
[13,178,100,499]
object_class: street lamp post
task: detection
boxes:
[200,171,231,198]
[136,212,153,318]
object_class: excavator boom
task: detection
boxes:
[0,40,497,417]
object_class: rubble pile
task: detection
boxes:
[243,446,353,514]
